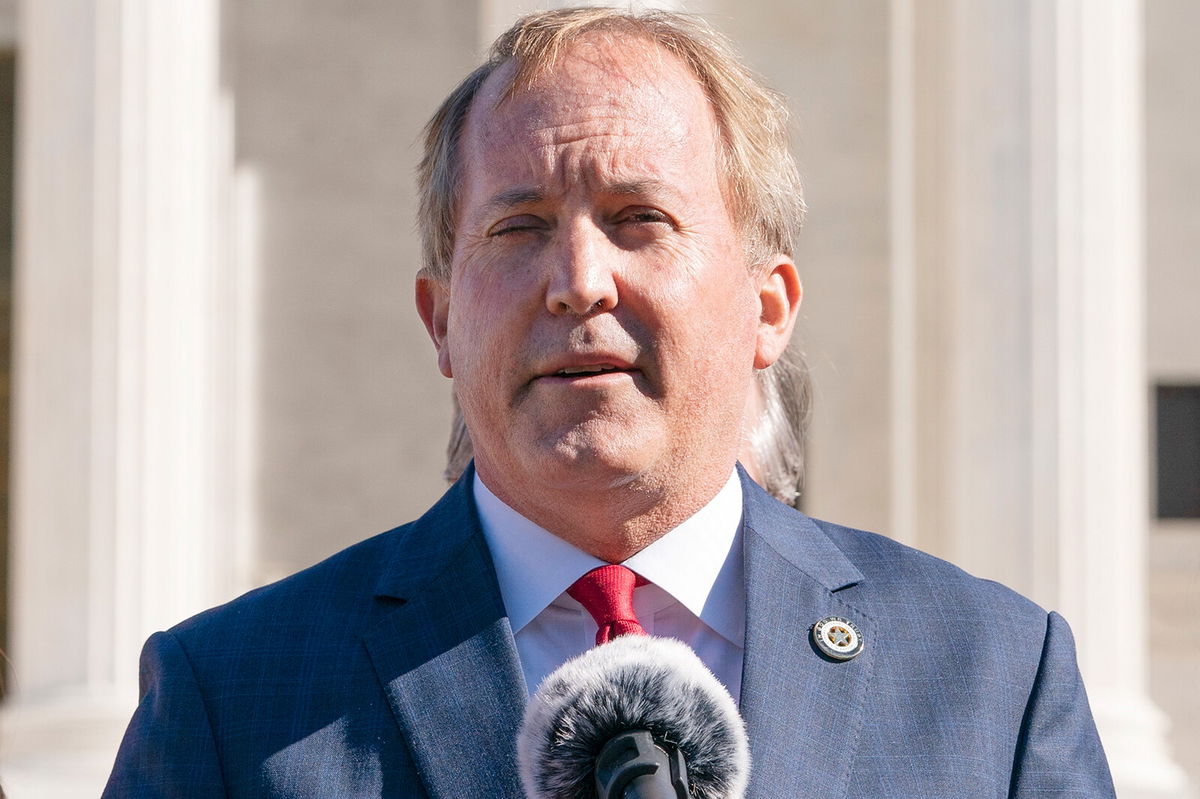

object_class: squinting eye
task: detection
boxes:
[488,215,546,236]
[619,208,673,226]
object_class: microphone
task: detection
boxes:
[517,635,750,799]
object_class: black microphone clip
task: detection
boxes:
[594,730,690,799]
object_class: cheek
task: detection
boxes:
[445,270,536,397]
[453,244,545,314]
[651,266,758,347]
[449,266,521,340]
[444,302,497,392]
[649,300,758,403]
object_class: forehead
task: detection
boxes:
[460,36,722,191]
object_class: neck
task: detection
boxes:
[476,461,735,563]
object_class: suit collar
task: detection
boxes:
[373,466,483,601]
[736,464,864,593]
[364,466,527,799]
[737,467,875,798]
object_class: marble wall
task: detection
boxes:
[227,0,480,581]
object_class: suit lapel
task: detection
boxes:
[361,467,876,798]
[738,472,877,799]
[363,471,527,799]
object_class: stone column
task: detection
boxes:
[890,0,1190,795]
[0,1,244,795]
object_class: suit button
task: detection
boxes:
[812,615,864,661]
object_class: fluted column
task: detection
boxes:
[890,0,1190,795]
[0,1,244,795]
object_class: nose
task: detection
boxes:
[544,221,618,316]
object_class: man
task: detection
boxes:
[104,8,1115,797]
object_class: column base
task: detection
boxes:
[0,690,135,798]
[1094,692,1195,798]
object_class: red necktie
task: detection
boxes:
[567,564,649,645]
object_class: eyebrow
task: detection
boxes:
[480,180,679,217]
[483,188,545,216]
[605,180,673,199]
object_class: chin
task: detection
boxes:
[532,426,663,489]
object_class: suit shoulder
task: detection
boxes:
[167,522,415,643]
[801,515,1062,695]
[809,515,1046,621]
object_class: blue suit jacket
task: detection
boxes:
[104,468,1115,797]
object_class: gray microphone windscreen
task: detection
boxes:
[517,635,750,799]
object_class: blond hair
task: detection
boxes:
[416,6,806,282]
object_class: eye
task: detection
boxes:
[615,206,675,228]
[488,214,547,237]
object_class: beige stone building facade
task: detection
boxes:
[0,1,1196,796]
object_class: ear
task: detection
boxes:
[753,256,802,370]
[415,272,454,378]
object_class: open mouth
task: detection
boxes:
[553,365,625,377]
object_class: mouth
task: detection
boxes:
[535,358,640,386]
[552,364,626,377]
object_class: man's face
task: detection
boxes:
[418,36,798,519]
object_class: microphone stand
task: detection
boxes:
[594,731,692,799]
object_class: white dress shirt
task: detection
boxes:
[474,470,745,701]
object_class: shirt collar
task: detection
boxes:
[624,471,744,645]
[474,469,744,645]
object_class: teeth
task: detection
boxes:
[556,365,618,376]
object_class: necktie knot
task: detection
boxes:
[567,564,648,645]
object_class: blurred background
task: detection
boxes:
[0,0,1196,796]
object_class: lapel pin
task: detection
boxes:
[812,615,864,661]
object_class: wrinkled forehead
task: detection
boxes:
[462,35,721,168]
